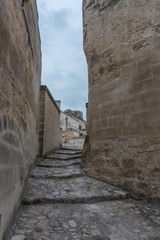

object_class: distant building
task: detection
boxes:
[60,111,86,144]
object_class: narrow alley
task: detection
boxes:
[8,146,160,240]
[1,1,160,240]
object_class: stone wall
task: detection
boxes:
[39,86,61,155]
[0,0,41,238]
[83,0,160,199]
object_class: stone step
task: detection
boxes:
[46,153,82,160]
[23,176,129,204]
[54,150,82,155]
[37,158,82,168]
[30,166,85,179]
[10,200,160,240]
[60,146,82,151]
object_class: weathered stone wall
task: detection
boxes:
[39,88,45,155]
[0,0,41,238]
[39,86,61,155]
[83,0,160,199]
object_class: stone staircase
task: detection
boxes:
[8,147,160,240]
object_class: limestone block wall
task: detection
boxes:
[0,0,41,238]
[39,86,61,155]
[83,0,160,198]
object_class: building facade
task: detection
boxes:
[60,112,86,144]
[83,0,160,199]
[0,0,41,238]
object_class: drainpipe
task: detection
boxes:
[66,117,68,131]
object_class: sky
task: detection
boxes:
[36,0,88,119]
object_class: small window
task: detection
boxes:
[79,125,81,130]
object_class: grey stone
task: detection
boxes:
[62,222,69,229]
[91,229,101,236]
[50,220,60,228]
[11,235,25,240]
[50,233,62,239]
[69,220,77,228]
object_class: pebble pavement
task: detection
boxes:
[9,146,160,240]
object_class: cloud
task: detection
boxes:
[37,0,88,119]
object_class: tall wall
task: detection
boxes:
[0,0,41,238]
[39,86,61,155]
[83,0,160,199]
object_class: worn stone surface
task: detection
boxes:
[9,200,160,240]
[30,166,85,179]
[47,153,82,160]
[0,0,41,238]
[24,148,129,205]
[60,146,82,151]
[8,147,160,239]
[55,150,82,155]
[37,158,82,168]
[83,0,160,198]
[23,176,128,204]
[11,235,25,240]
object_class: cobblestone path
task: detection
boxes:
[9,147,160,240]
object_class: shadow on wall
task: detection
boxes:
[0,112,39,239]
